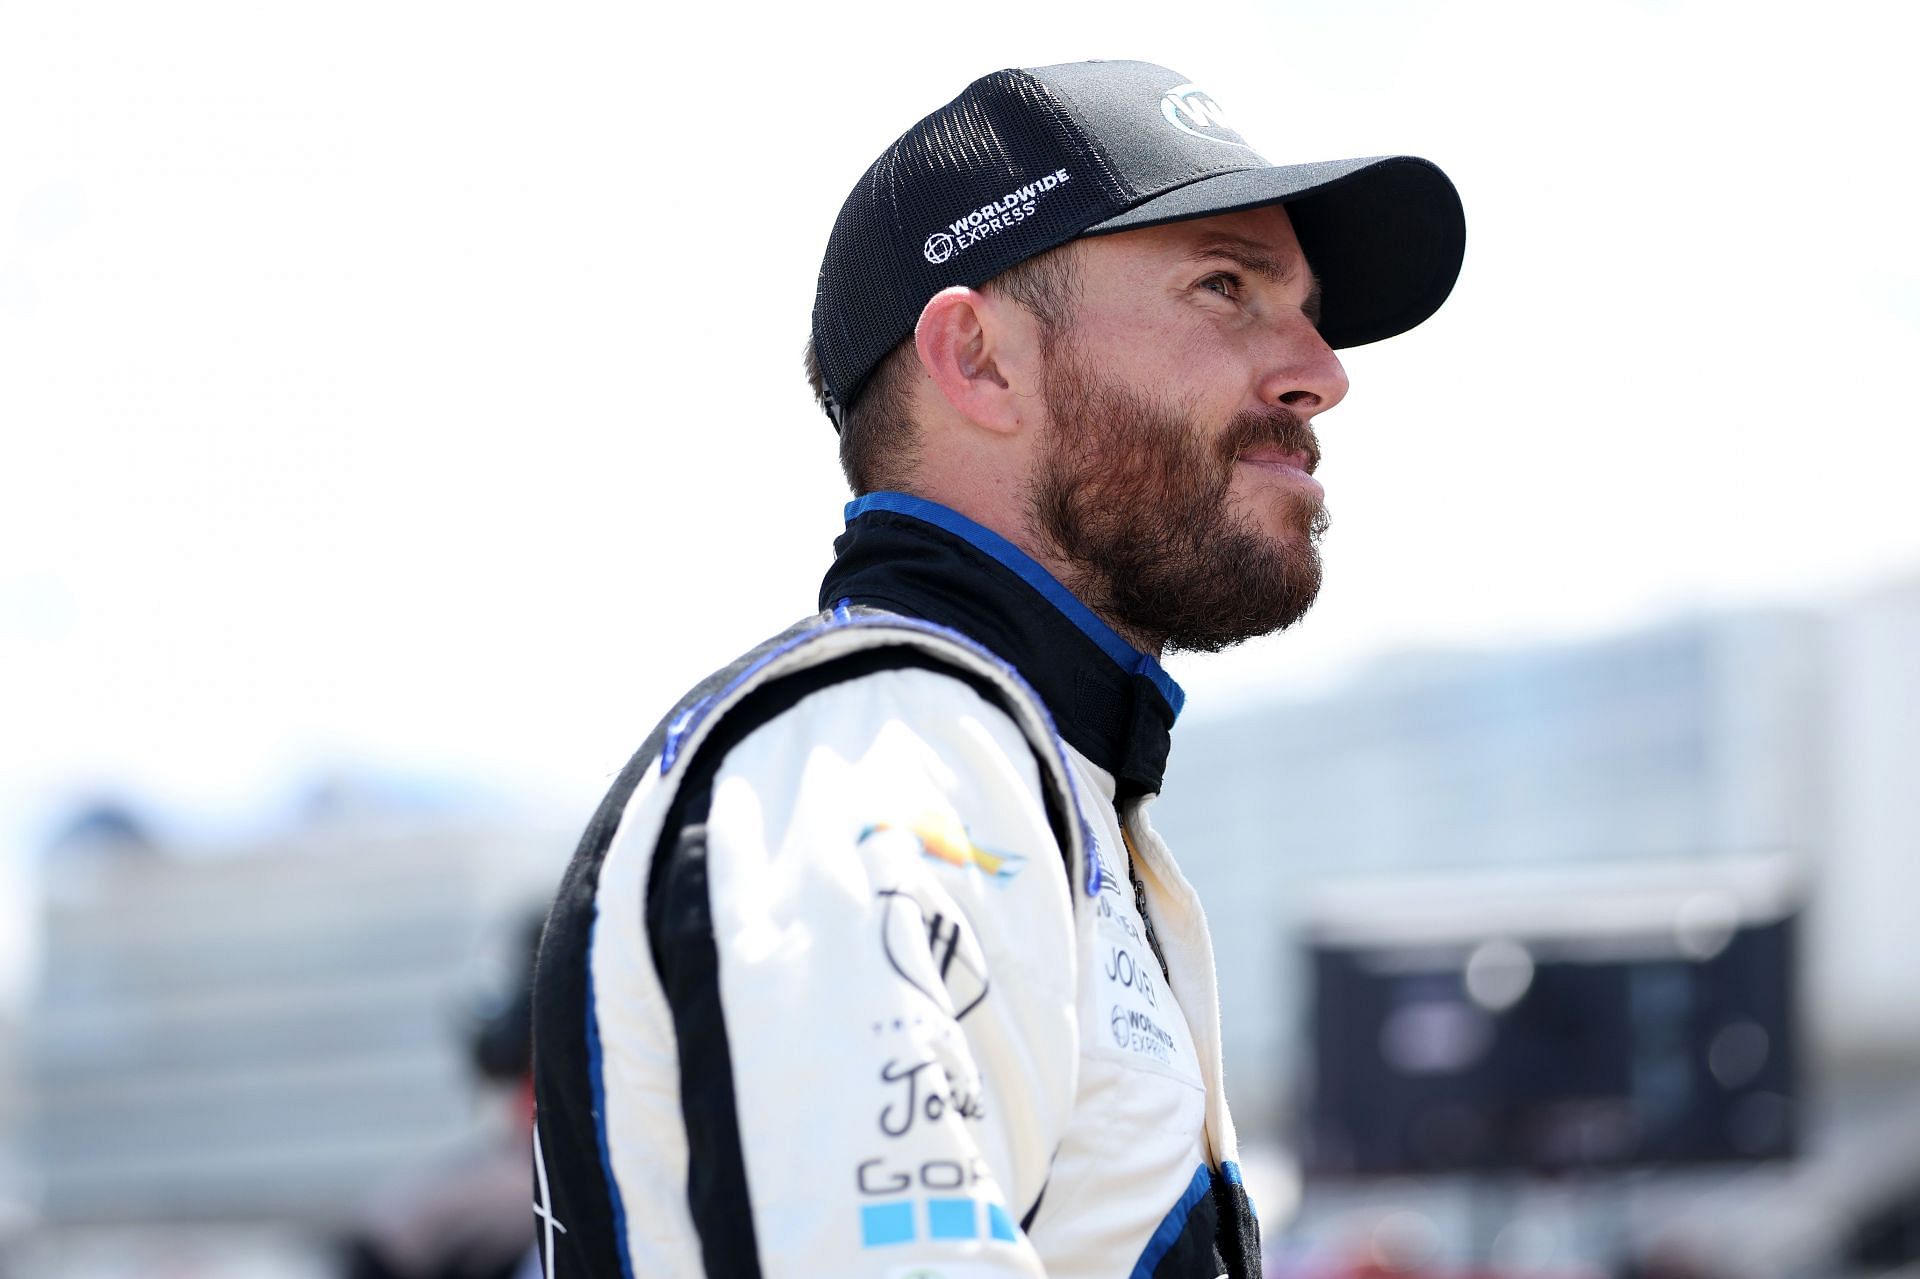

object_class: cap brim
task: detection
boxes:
[1080,155,1465,349]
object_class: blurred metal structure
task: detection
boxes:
[24,801,566,1228]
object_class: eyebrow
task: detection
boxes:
[1185,234,1324,327]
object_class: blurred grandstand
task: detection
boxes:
[4,777,568,1276]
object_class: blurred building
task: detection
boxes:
[21,785,568,1240]
[0,1006,29,1243]
[1151,576,1920,1275]
[1820,575,1920,1079]
[1157,605,1835,1130]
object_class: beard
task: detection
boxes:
[1026,336,1330,654]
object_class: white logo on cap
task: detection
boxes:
[922,167,1072,266]
[1160,83,1252,149]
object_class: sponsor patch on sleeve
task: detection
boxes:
[860,816,1026,884]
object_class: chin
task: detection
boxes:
[1233,497,1321,551]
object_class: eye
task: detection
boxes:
[1197,270,1244,300]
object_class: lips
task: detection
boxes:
[1237,444,1317,475]
[1234,444,1325,501]
[1221,406,1322,477]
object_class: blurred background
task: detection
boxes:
[3,0,1917,1275]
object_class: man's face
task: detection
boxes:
[1026,205,1350,653]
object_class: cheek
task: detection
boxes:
[1073,301,1221,370]
[1077,324,1248,412]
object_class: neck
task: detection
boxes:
[900,481,1166,659]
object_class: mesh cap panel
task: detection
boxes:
[811,70,1130,421]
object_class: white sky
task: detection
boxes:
[3,1,1917,987]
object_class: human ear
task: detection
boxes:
[913,287,1032,436]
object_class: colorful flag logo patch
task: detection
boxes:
[861,816,1026,883]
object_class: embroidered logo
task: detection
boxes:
[1160,82,1253,149]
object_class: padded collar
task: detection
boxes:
[820,493,1181,799]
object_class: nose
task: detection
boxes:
[1255,315,1349,418]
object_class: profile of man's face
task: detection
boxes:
[1024,208,1342,653]
[1029,334,1328,653]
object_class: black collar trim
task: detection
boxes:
[818,499,1178,798]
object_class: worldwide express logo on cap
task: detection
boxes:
[1160,82,1253,149]
[922,167,1073,265]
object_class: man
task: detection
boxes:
[531,60,1464,1279]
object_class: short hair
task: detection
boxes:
[804,244,1082,495]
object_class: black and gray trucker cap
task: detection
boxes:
[811,59,1466,429]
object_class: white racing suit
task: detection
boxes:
[531,494,1260,1277]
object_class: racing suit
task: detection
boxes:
[530,492,1260,1277]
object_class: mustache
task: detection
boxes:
[1219,406,1321,475]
